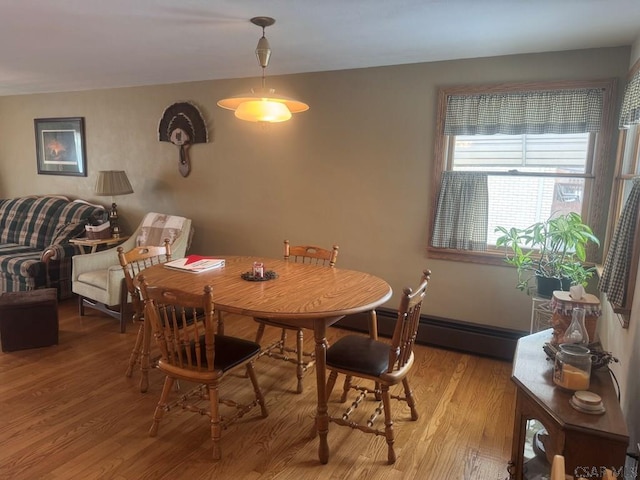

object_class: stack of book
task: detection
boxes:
[164,255,225,273]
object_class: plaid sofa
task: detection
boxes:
[0,195,106,298]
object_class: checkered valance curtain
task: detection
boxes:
[598,179,640,308]
[431,171,488,250]
[444,88,603,135]
[619,69,640,128]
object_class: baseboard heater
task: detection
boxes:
[336,308,527,362]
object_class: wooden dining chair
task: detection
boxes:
[119,240,172,393]
[324,269,431,464]
[254,240,339,393]
[138,275,268,460]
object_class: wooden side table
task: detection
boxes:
[69,236,130,254]
[508,329,629,479]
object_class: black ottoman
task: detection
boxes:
[0,288,58,352]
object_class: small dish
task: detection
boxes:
[570,397,606,415]
[573,390,602,406]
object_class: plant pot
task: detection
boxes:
[536,275,571,298]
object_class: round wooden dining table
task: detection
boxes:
[136,255,392,464]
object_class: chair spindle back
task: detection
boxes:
[138,276,215,372]
[388,269,431,373]
[284,239,339,266]
[118,239,172,316]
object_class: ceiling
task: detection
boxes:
[2,0,640,97]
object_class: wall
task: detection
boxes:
[0,47,630,336]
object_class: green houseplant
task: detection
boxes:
[495,212,600,297]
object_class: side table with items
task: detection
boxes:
[508,329,629,480]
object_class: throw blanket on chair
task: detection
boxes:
[136,213,188,248]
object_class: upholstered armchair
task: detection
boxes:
[71,212,193,333]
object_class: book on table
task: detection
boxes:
[164,255,225,273]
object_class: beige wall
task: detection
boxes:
[0,47,630,334]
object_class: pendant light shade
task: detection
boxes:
[235,97,292,122]
[217,17,309,123]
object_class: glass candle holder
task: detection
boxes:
[553,344,591,391]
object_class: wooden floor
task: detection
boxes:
[0,299,515,480]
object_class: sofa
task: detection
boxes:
[0,195,106,298]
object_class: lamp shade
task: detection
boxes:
[94,170,134,196]
[217,88,308,123]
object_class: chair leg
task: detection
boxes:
[278,328,287,354]
[254,322,266,344]
[149,376,175,437]
[139,316,152,393]
[340,373,352,403]
[245,362,269,418]
[295,329,304,394]
[217,311,224,335]
[326,370,339,401]
[380,385,396,465]
[125,321,144,378]
[78,295,85,316]
[208,383,222,460]
[402,377,419,421]
[119,278,129,333]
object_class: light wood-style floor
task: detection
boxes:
[0,299,515,480]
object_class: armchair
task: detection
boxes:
[71,212,192,333]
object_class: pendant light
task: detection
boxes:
[217,16,309,123]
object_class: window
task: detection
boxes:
[600,61,640,323]
[429,79,616,266]
[451,132,590,246]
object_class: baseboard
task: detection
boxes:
[336,308,527,362]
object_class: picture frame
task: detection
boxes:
[34,117,87,176]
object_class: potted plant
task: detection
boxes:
[495,212,600,298]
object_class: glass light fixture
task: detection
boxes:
[217,17,309,123]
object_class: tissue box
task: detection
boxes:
[85,222,111,240]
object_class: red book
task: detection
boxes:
[184,254,215,265]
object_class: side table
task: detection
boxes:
[509,329,629,479]
[69,236,130,254]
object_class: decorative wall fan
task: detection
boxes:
[158,101,209,177]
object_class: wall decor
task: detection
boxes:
[158,102,208,177]
[34,117,87,177]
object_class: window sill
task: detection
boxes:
[427,247,511,267]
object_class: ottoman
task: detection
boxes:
[0,288,58,352]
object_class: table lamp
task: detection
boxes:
[94,170,134,238]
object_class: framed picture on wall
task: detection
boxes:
[34,117,87,176]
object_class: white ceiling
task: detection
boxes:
[2,0,640,97]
